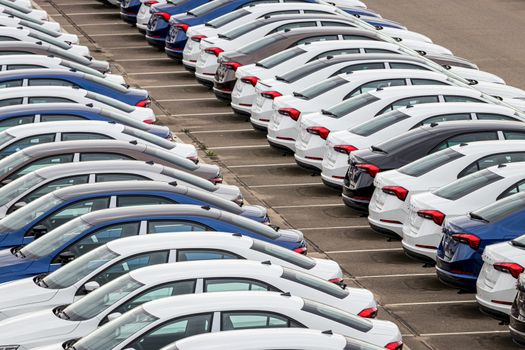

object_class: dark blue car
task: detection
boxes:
[0,103,170,138]
[0,204,305,282]
[120,0,144,24]
[0,69,150,107]
[0,180,269,251]
[436,192,525,290]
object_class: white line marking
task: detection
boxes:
[90,33,143,37]
[211,144,269,150]
[116,58,173,62]
[171,112,234,117]
[67,11,118,15]
[385,300,476,307]
[157,97,218,102]
[143,84,202,88]
[273,203,345,209]
[420,330,510,337]
[185,128,254,134]
[229,163,296,168]
[42,1,102,5]
[298,225,370,230]
[77,22,126,26]
[111,46,154,50]
[355,273,436,279]
[250,182,323,188]
[326,247,403,254]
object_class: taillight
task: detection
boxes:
[382,186,408,201]
[145,0,158,5]
[205,47,224,57]
[356,163,379,177]
[155,12,171,21]
[334,145,357,155]
[186,155,199,164]
[293,247,307,255]
[240,76,260,87]
[451,233,480,250]
[261,91,282,100]
[385,341,403,350]
[210,176,223,184]
[224,62,242,71]
[307,126,330,140]
[136,99,151,108]
[417,210,445,226]
[494,262,524,279]
[278,108,301,121]
[358,307,378,318]
[328,277,344,285]
[143,119,154,124]
[175,23,190,32]
[191,35,207,42]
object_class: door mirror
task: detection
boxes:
[31,225,48,239]
[58,251,76,265]
[13,202,27,211]
[107,312,122,322]
[84,281,100,293]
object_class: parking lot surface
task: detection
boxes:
[37,0,525,348]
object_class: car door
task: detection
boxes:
[147,220,210,234]
[203,277,279,292]
[7,153,75,181]
[220,310,304,330]
[0,133,56,160]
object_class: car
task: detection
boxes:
[212,29,454,103]
[136,0,166,34]
[0,69,150,106]
[0,103,169,137]
[0,42,109,72]
[0,16,78,44]
[0,86,155,123]
[477,231,525,320]
[0,203,306,282]
[0,139,221,185]
[0,160,243,215]
[2,0,32,9]
[322,103,524,188]
[0,232,342,319]
[0,260,374,347]
[510,273,525,345]
[33,291,401,350]
[435,190,525,291]
[343,120,525,213]
[0,179,267,252]
[265,68,456,145]
[120,0,145,24]
[163,328,385,350]
[0,6,60,32]
[0,0,49,21]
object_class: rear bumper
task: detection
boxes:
[435,264,477,290]
[341,191,370,213]
[146,35,166,48]
[510,319,525,346]
[295,154,322,172]
[120,12,137,24]
[477,299,510,322]
[213,87,232,103]
[231,103,251,117]
[165,46,183,61]
[321,174,343,191]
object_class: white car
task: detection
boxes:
[163,328,386,350]
[0,16,78,44]
[477,230,525,318]
[27,291,401,350]
[321,103,524,187]
[403,162,525,261]
[0,0,48,21]
[0,260,374,347]
[0,86,155,123]
[0,232,343,318]
[5,0,32,9]
[0,8,60,32]
[136,0,166,33]
[267,69,455,150]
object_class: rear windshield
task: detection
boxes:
[398,148,465,177]
[323,93,379,119]
[301,299,373,332]
[238,35,282,55]
[433,169,503,200]
[294,76,348,100]
[256,47,305,69]
[206,9,249,28]
[188,0,230,17]
[279,60,326,83]
[281,267,349,299]
[222,21,260,40]
[472,193,525,223]
[250,240,315,270]
[350,110,409,137]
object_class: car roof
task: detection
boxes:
[277,26,383,40]
[368,84,484,98]
[4,120,123,137]
[0,102,102,115]
[242,13,350,25]
[452,140,525,156]
[0,85,88,97]
[304,52,427,64]
[338,69,449,82]
[401,102,518,117]
[32,159,164,178]
[419,120,525,134]
[0,68,86,80]
[21,139,147,157]
[486,161,525,178]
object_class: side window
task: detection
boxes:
[389,62,429,70]
[0,36,19,41]
[342,35,376,41]
[476,113,518,121]
[443,95,484,103]
[61,133,113,141]
[269,21,317,34]
[11,154,74,180]
[95,173,150,182]
[303,10,331,14]
[80,153,133,161]
[294,35,338,46]
[345,79,406,99]
[40,115,87,122]
[125,313,213,349]
[221,311,302,331]
[177,249,242,262]
[67,222,141,257]
[310,48,360,60]
[414,113,472,127]
[148,221,208,234]
[333,62,385,75]
[29,97,75,104]
[498,180,525,200]
[28,79,77,87]
[320,21,352,27]
[18,175,90,205]
[504,132,525,140]
[0,115,34,131]
[459,152,525,178]
[0,79,23,88]
[0,98,23,107]
[204,278,278,292]
[0,133,56,159]
[377,95,439,115]
[431,132,499,152]
[117,195,175,207]
[6,64,45,70]
[364,48,397,54]
[411,79,449,86]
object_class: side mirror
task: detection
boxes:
[107,312,122,322]
[84,281,100,293]
[31,225,48,239]
[58,251,76,265]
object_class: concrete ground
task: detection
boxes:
[36,0,525,349]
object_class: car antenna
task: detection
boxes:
[459,143,468,147]
[129,140,138,145]
[498,164,507,168]
[169,181,178,186]
[201,205,211,210]
[232,233,243,237]
[261,260,271,265]
[430,122,438,127]
[280,292,292,297]
[322,330,334,335]
[85,103,94,107]
[145,160,154,165]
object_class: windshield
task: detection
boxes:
[257,47,305,69]
[42,245,119,289]
[122,127,175,150]
[472,193,525,223]
[398,148,465,177]
[238,35,282,55]
[0,192,63,231]
[63,274,144,321]
[20,218,91,259]
[296,76,348,100]
[0,171,45,207]
[301,299,372,332]
[207,9,249,28]
[86,92,134,113]
[281,267,349,299]
[324,93,380,119]
[71,306,158,350]
[0,148,30,178]
[250,240,315,270]
[189,0,229,17]
[433,169,503,201]
[351,110,409,137]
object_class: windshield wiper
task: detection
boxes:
[275,75,289,83]
[469,212,489,223]
[371,145,387,154]
[293,91,308,99]
[321,109,338,118]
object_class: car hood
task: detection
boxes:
[311,257,343,280]
[0,277,58,313]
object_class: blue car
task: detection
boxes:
[0,69,150,107]
[0,204,305,282]
[436,192,525,290]
[0,103,170,138]
[0,180,269,250]
[120,0,143,24]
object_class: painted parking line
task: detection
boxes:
[156,97,218,102]
[67,11,119,15]
[65,22,124,26]
[420,330,510,337]
[143,84,203,88]
[115,58,174,62]
[250,182,323,188]
[385,300,476,307]
[298,225,370,230]
[211,145,269,150]
[171,112,235,117]
[228,163,297,168]
[90,33,144,37]
[355,273,436,279]
[326,247,404,254]
[273,203,345,209]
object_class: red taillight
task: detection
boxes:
[307,126,330,140]
[210,176,223,184]
[224,62,242,71]
[155,12,171,21]
[278,108,301,121]
[357,307,378,318]
[191,35,207,42]
[240,76,260,87]
[175,23,190,32]
[356,163,379,177]
[261,91,282,100]
[328,277,344,285]
[293,247,307,255]
[136,99,151,108]
[451,233,480,250]
[382,186,408,201]
[145,0,158,6]
[494,262,524,279]
[204,47,224,57]
[143,119,154,124]
[385,341,403,350]
[417,210,445,226]
[186,155,199,164]
[334,145,357,155]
